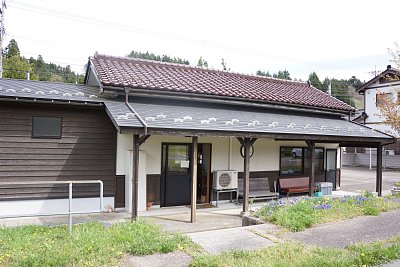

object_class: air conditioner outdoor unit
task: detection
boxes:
[213,170,238,190]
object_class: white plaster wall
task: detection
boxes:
[125,150,147,213]
[135,136,339,174]
[0,197,114,217]
[117,133,133,175]
[364,83,400,137]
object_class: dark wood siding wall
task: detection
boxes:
[0,102,117,200]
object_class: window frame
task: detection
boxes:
[32,116,63,139]
[279,146,325,177]
[376,92,393,106]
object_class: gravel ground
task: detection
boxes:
[120,251,192,267]
[283,208,400,248]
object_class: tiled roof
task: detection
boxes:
[0,78,392,141]
[90,53,355,112]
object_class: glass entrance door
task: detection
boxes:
[326,149,337,190]
[197,144,211,203]
[162,144,191,207]
[160,143,212,207]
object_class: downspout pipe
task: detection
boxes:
[124,88,148,135]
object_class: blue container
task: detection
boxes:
[314,192,323,197]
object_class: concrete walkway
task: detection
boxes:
[283,209,400,248]
[187,223,280,254]
[122,206,400,266]
[341,166,400,193]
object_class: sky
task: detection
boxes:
[4,0,400,81]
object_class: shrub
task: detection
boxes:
[254,192,400,232]
[274,201,319,231]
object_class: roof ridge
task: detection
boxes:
[91,52,355,112]
[93,52,308,86]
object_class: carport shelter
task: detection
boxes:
[0,53,394,221]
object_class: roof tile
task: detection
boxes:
[91,54,354,111]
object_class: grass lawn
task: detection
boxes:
[0,219,195,267]
[191,236,400,267]
[254,193,400,232]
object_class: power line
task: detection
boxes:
[7,32,84,53]
[8,0,352,72]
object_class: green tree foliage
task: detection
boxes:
[256,70,271,77]
[257,70,291,80]
[127,50,190,65]
[29,56,84,83]
[221,58,230,71]
[2,39,84,83]
[308,71,323,89]
[348,75,363,89]
[3,39,37,80]
[197,57,208,67]
[4,39,20,57]
[273,70,291,80]
[321,77,355,107]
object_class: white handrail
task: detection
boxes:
[0,180,104,233]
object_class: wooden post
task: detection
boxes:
[243,138,250,214]
[131,134,140,220]
[376,145,383,196]
[306,141,315,196]
[191,136,198,223]
[237,138,257,215]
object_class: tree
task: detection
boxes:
[331,78,355,106]
[256,70,271,77]
[308,71,322,89]
[388,42,400,65]
[348,76,363,89]
[321,77,355,106]
[376,44,400,135]
[197,57,208,68]
[4,39,20,58]
[376,90,400,135]
[221,58,230,71]
[128,50,190,65]
[2,39,84,83]
[3,54,36,79]
[273,70,291,80]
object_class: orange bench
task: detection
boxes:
[279,177,315,198]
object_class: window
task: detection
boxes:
[32,116,62,138]
[280,147,303,175]
[376,92,392,106]
[304,148,324,175]
[280,147,324,176]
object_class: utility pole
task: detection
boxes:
[327,79,332,96]
[0,0,6,78]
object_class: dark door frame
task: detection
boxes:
[325,149,338,189]
[160,142,212,207]
[197,143,212,204]
[161,143,192,207]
